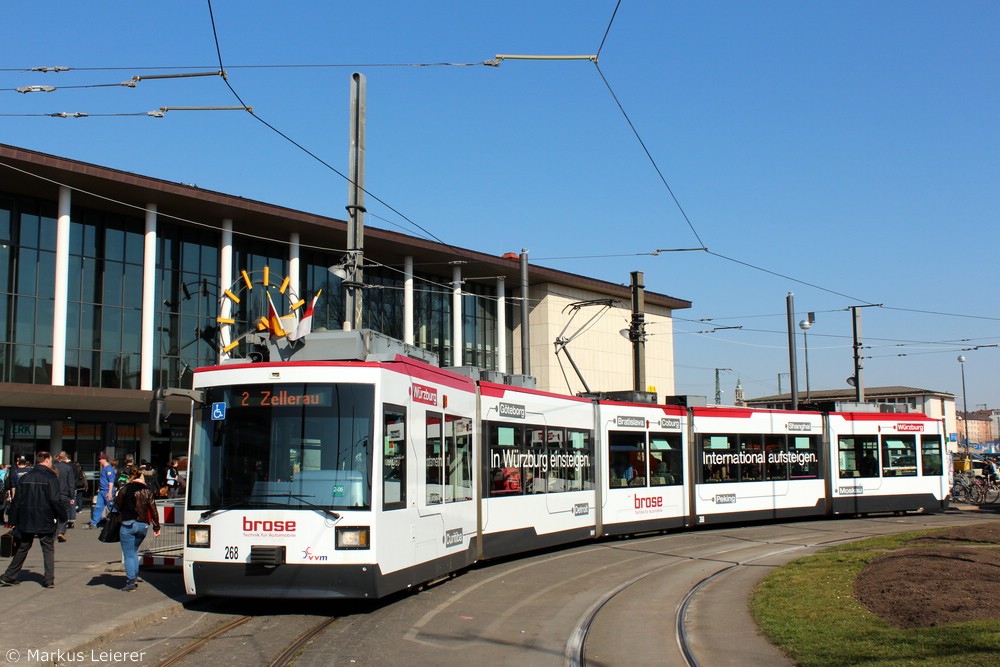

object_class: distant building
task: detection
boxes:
[958,409,998,454]
[745,386,964,452]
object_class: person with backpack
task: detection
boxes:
[113,455,133,495]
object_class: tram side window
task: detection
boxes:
[882,435,917,477]
[764,436,786,481]
[839,436,879,478]
[445,415,473,502]
[382,404,406,511]
[700,434,737,483]
[565,428,594,491]
[650,432,682,486]
[541,427,564,493]
[740,434,764,482]
[426,412,443,504]
[609,430,646,487]
[788,435,820,479]
[487,422,523,496]
[524,427,546,494]
[921,435,943,476]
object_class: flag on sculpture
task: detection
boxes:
[289,290,321,342]
[266,291,286,338]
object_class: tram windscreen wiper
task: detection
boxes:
[198,500,248,520]
[248,493,341,520]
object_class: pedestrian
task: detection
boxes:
[985,457,999,483]
[70,455,88,528]
[52,451,75,542]
[0,451,67,588]
[3,457,30,523]
[115,465,160,592]
[139,459,159,495]
[87,453,116,529]
[165,459,180,499]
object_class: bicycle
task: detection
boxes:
[951,471,976,503]
[974,475,1000,505]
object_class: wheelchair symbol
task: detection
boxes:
[211,402,227,420]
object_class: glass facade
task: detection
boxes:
[155,226,220,389]
[68,208,145,389]
[415,282,453,366]
[0,187,513,471]
[0,191,512,387]
[0,195,57,384]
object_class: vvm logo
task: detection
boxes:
[302,547,329,561]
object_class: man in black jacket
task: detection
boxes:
[52,451,75,542]
[1,451,67,588]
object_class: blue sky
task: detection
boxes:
[3,1,998,415]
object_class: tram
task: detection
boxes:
[168,330,948,599]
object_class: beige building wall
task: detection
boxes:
[512,283,676,397]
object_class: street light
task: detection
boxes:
[958,355,969,462]
[799,316,813,400]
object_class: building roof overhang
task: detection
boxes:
[0,144,691,311]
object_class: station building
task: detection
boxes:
[0,144,690,473]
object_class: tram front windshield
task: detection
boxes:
[188,383,374,512]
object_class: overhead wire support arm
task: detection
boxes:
[488,54,598,66]
[123,70,226,87]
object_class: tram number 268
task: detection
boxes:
[224,546,239,560]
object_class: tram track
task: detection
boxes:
[565,535,814,666]
[159,616,253,667]
[154,613,341,667]
[267,616,340,667]
[570,511,991,666]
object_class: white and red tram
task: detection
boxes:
[175,331,947,599]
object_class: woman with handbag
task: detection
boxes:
[114,466,160,592]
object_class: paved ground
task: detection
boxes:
[0,502,992,666]
[0,513,189,665]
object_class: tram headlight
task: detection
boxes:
[187,524,211,548]
[335,526,370,550]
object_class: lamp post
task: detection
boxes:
[958,355,969,461]
[798,317,812,401]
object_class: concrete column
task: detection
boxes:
[52,187,71,386]
[50,421,64,451]
[289,232,300,299]
[219,220,233,360]
[496,277,506,373]
[404,256,414,345]
[452,266,462,367]
[140,205,157,390]
[139,425,152,462]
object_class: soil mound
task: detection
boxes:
[854,522,1000,628]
